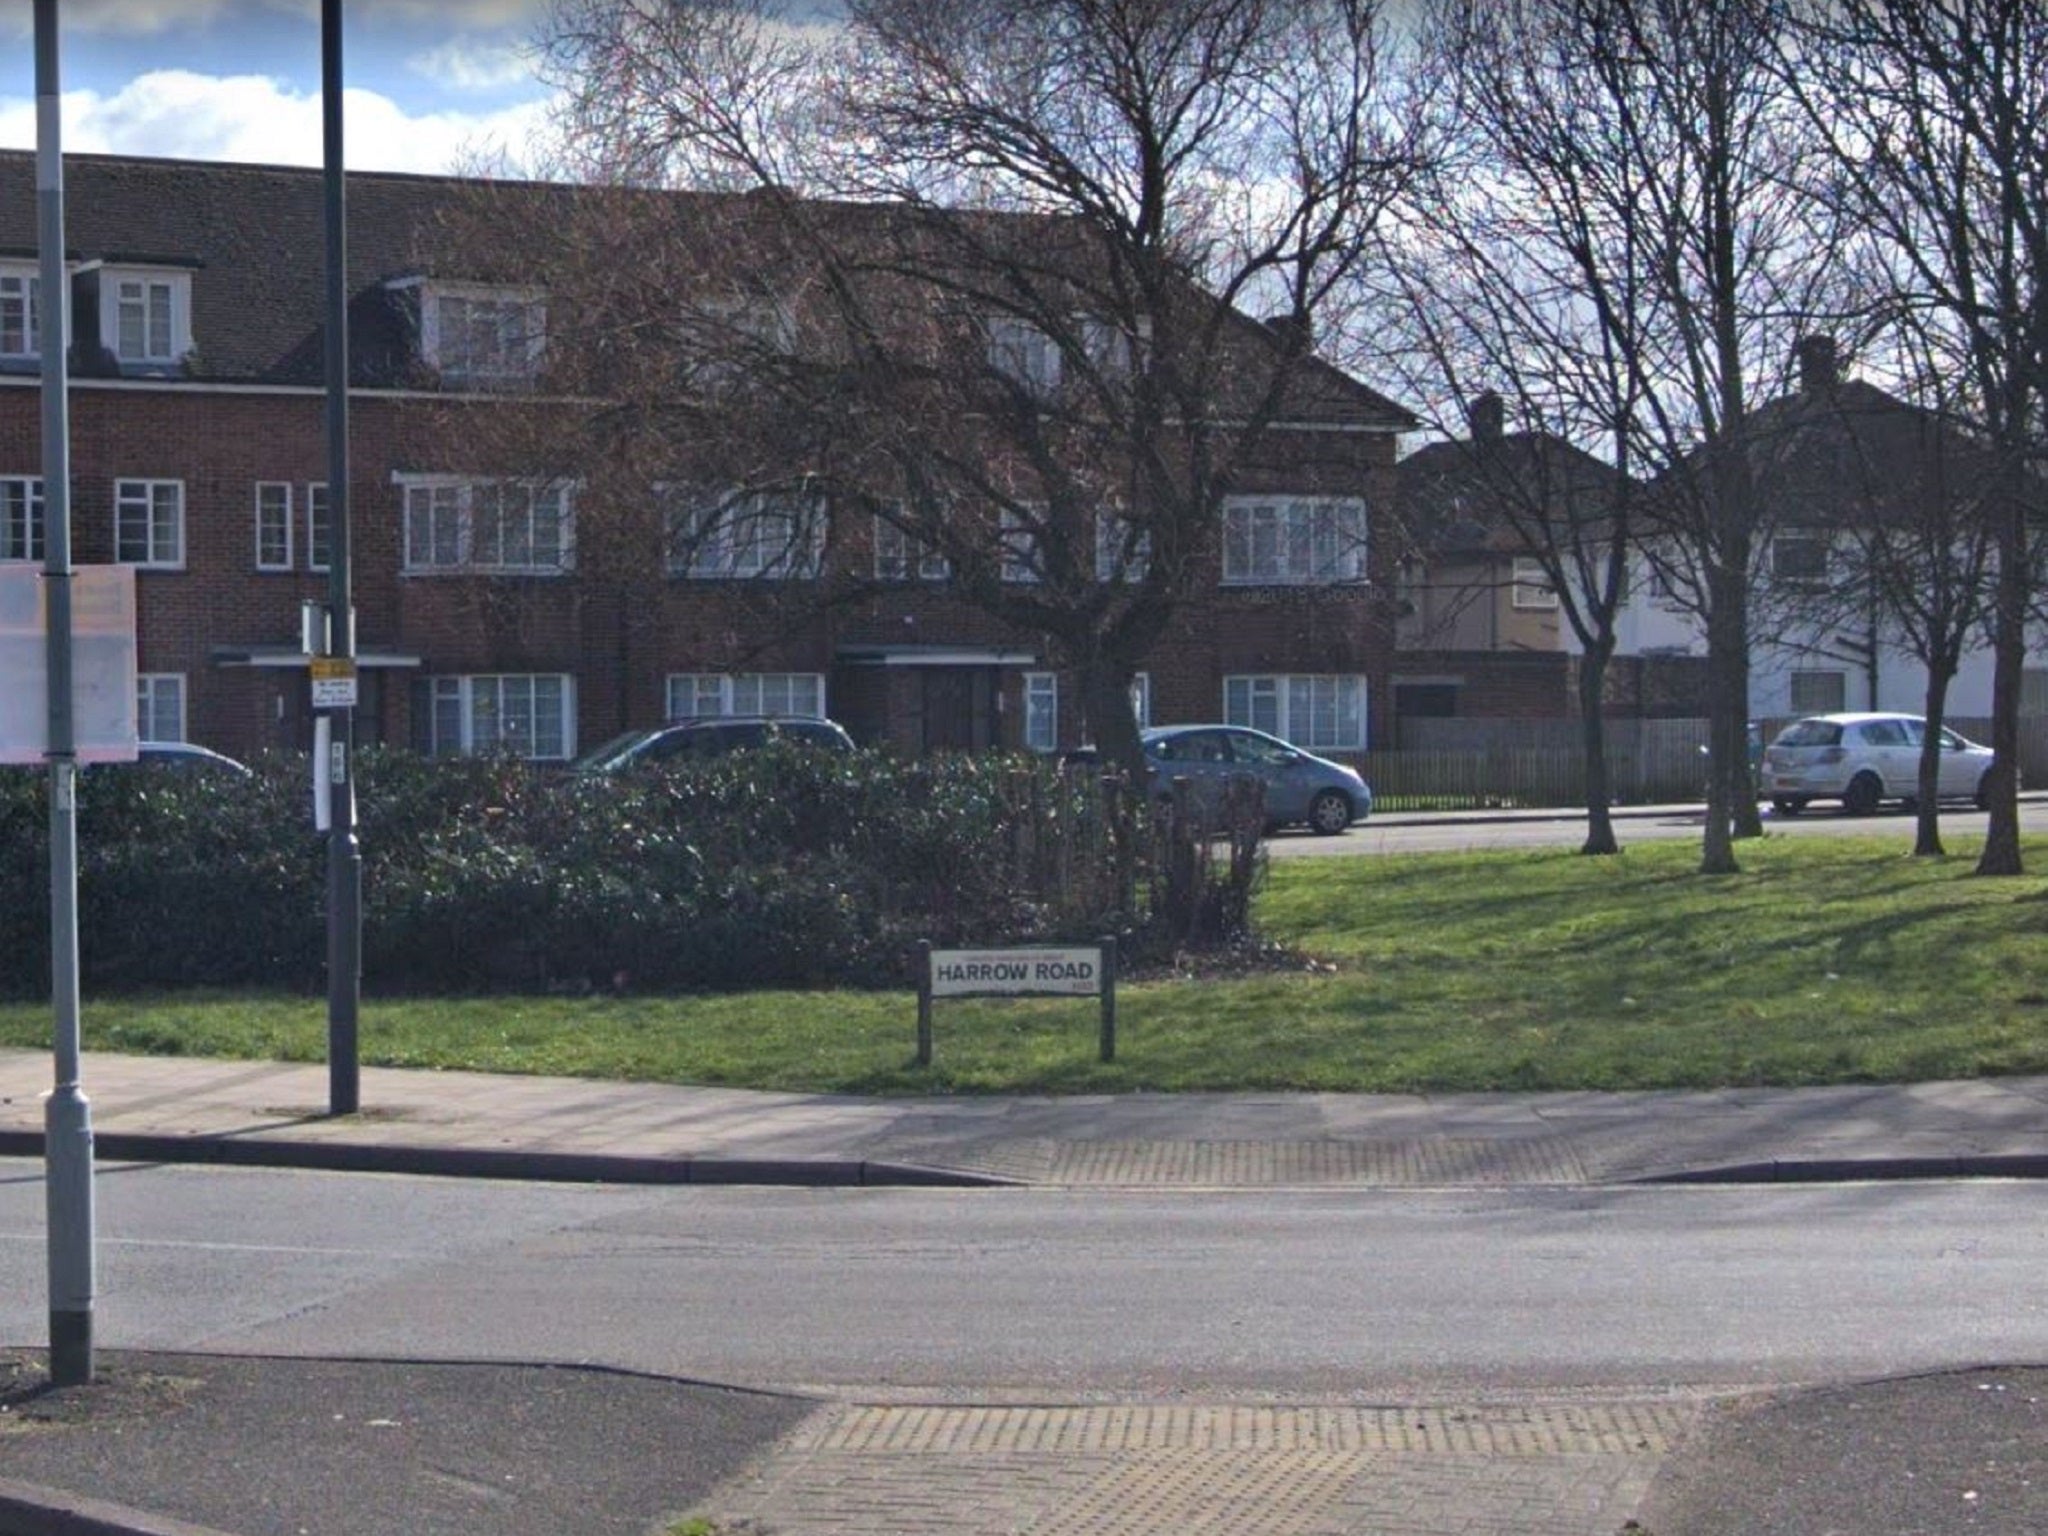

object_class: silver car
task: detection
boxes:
[1142,724,1371,834]
[1762,711,1996,816]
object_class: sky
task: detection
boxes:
[0,0,564,176]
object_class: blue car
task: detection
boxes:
[1141,724,1370,835]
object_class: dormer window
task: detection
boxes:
[98,267,193,367]
[1772,534,1829,585]
[0,266,38,361]
[413,281,546,389]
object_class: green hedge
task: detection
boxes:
[0,747,1166,996]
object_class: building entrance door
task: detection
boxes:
[921,667,998,752]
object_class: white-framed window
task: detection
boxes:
[666,488,824,580]
[399,475,573,575]
[1222,496,1366,584]
[136,674,185,743]
[415,282,545,387]
[667,673,825,719]
[1078,313,1148,378]
[1789,669,1847,714]
[1131,671,1152,728]
[1095,511,1151,583]
[1773,535,1829,584]
[1511,556,1558,610]
[255,482,293,571]
[874,512,950,581]
[0,267,38,360]
[102,269,192,366]
[988,315,1060,394]
[999,505,1043,583]
[115,479,184,568]
[306,482,332,572]
[1,476,44,562]
[682,291,796,383]
[426,673,574,760]
[1024,672,1059,751]
[1223,674,1367,751]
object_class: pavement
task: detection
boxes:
[3,798,2047,1536]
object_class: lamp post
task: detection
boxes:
[36,0,95,1388]
[322,0,362,1115]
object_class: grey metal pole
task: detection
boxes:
[916,940,934,1067]
[36,0,95,1388]
[1098,936,1116,1064]
[322,0,361,1116]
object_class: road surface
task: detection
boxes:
[1,1163,2040,1400]
[1271,797,2048,856]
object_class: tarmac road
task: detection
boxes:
[3,1165,2042,1401]
[1268,794,2048,855]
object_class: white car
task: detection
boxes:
[1762,712,1996,816]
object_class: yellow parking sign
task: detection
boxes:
[309,654,357,709]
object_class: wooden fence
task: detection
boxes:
[1357,714,2048,812]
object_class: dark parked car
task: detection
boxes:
[572,715,857,774]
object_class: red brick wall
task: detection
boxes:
[0,380,1405,759]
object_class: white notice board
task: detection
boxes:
[0,565,139,764]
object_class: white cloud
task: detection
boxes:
[407,39,540,92]
[0,71,563,176]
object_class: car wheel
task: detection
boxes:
[1307,789,1353,835]
[1771,797,1805,816]
[1976,772,1994,812]
[1842,772,1882,817]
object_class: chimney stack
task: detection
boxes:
[1468,390,1505,444]
[1262,311,1314,355]
[1795,334,1838,396]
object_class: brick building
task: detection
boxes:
[0,152,1414,764]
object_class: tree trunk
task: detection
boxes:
[1576,645,1619,856]
[1077,654,1145,786]
[1699,577,1745,875]
[1975,481,2026,876]
[1731,712,1763,839]
[1913,668,1954,858]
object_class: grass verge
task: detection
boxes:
[3,834,2045,1094]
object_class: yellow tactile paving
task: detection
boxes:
[817,1401,1691,1456]
[707,1399,1694,1536]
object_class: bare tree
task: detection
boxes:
[1374,3,1683,856]
[1393,0,1834,873]
[533,0,1431,778]
[1754,336,2004,855]
[1777,0,2048,876]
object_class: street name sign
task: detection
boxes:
[917,939,1119,1066]
[929,946,1102,997]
